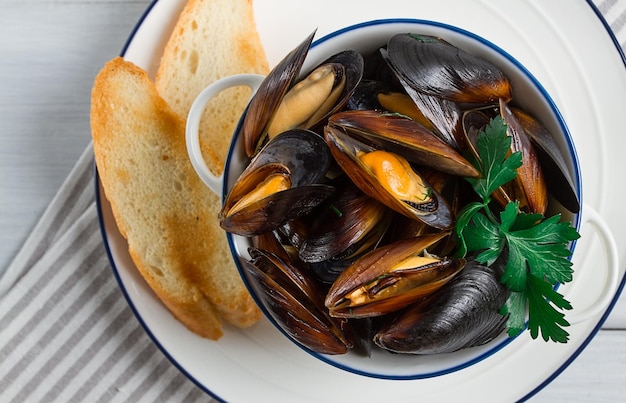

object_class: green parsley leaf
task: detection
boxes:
[498,201,520,232]
[463,212,503,266]
[526,274,571,343]
[465,117,522,200]
[456,115,581,344]
[454,201,484,258]
[500,291,526,337]
[504,214,579,286]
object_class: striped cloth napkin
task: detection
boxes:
[0,145,208,402]
[1,1,624,402]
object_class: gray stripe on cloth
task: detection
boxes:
[181,379,211,402]
[1,245,110,401]
[158,367,209,403]
[66,323,152,403]
[0,209,102,365]
[599,0,617,13]
[37,267,130,402]
[94,341,164,403]
[0,144,96,297]
[0,205,101,336]
[125,354,180,403]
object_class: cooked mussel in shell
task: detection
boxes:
[325,233,466,318]
[287,179,393,264]
[374,258,509,354]
[324,125,454,230]
[378,33,513,149]
[245,247,353,354]
[220,129,334,236]
[510,107,580,213]
[385,33,512,104]
[461,101,569,215]
[499,100,548,215]
[241,31,315,157]
[328,110,480,177]
[347,80,435,131]
[241,29,364,156]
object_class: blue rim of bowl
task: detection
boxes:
[224,18,582,381]
[92,1,626,401]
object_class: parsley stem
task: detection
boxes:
[330,204,343,218]
[483,199,499,224]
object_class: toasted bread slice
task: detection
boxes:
[91,57,261,340]
[155,0,269,175]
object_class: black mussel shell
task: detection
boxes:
[512,108,580,213]
[328,110,479,177]
[385,33,512,104]
[374,258,509,354]
[220,130,334,236]
[241,31,316,157]
[245,248,352,354]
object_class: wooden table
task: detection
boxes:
[1,0,625,401]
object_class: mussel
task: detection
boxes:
[324,125,454,230]
[241,30,364,156]
[461,101,551,215]
[328,110,480,177]
[220,130,334,236]
[347,80,435,131]
[381,33,512,150]
[374,258,509,354]
[245,247,352,354]
[241,31,315,157]
[385,33,512,104]
[288,179,393,264]
[511,107,580,213]
[325,233,465,318]
[462,103,579,215]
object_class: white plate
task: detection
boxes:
[97,0,626,401]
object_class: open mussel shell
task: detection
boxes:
[374,258,509,354]
[242,31,316,157]
[461,107,515,209]
[324,125,454,230]
[325,233,465,319]
[220,130,334,236]
[380,48,464,149]
[300,50,364,130]
[460,103,550,215]
[463,103,580,213]
[499,99,548,215]
[511,107,580,214]
[241,29,364,156]
[346,80,435,131]
[328,110,480,177]
[264,50,364,138]
[245,247,352,354]
[385,33,512,104]
[295,180,392,264]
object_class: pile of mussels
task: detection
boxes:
[218,31,580,355]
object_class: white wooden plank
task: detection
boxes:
[0,1,151,271]
[531,330,626,401]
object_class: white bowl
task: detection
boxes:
[206,19,583,379]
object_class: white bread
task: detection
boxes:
[155,0,269,175]
[91,57,261,340]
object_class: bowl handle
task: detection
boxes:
[566,204,620,324]
[186,74,266,196]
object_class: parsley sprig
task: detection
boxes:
[455,116,580,343]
